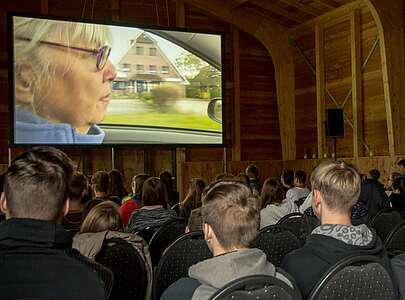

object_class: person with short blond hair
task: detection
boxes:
[161,181,292,300]
[282,161,391,299]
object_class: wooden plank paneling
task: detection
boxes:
[315,23,326,158]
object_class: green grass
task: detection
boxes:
[102,112,222,132]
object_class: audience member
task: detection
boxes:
[120,174,149,227]
[62,171,87,231]
[86,171,121,210]
[127,177,177,233]
[160,171,179,208]
[282,161,391,299]
[280,169,294,195]
[398,159,405,177]
[73,201,152,300]
[369,169,385,190]
[245,164,262,193]
[161,181,292,300]
[185,208,203,233]
[180,178,206,221]
[108,169,128,200]
[386,172,401,196]
[286,170,310,204]
[238,173,250,188]
[260,178,298,228]
[358,175,390,221]
[0,146,111,299]
[389,177,405,212]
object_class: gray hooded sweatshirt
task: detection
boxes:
[188,248,292,300]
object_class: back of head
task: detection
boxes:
[369,169,380,181]
[245,165,259,179]
[108,169,127,197]
[202,181,260,250]
[188,208,203,232]
[160,171,174,192]
[311,161,361,214]
[260,177,284,208]
[69,172,87,202]
[3,146,73,221]
[393,177,405,193]
[142,177,162,206]
[91,171,109,194]
[183,178,206,209]
[80,201,123,233]
[281,169,294,187]
[132,174,150,195]
[294,170,307,185]
[398,159,405,169]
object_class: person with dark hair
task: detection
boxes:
[398,159,405,177]
[286,170,310,204]
[389,177,405,211]
[62,171,88,231]
[282,161,391,299]
[109,169,128,200]
[245,164,262,192]
[120,174,150,227]
[0,146,111,299]
[358,174,390,221]
[185,208,203,233]
[127,177,176,233]
[260,177,298,228]
[161,181,292,300]
[386,172,401,196]
[369,169,384,190]
[86,171,120,210]
[160,171,179,208]
[180,178,206,221]
[280,169,294,195]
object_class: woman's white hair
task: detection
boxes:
[13,16,112,112]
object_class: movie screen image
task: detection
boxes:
[11,15,223,145]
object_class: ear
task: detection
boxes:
[15,64,36,106]
[311,190,322,217]
[0,192,8,215]
[203,223,212,241]
[185,225,190,234]
[62,198,70,217]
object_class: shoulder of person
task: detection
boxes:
[160,277,201,300]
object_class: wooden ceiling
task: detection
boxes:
[229,0,356,27]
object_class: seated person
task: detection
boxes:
[286,170,310,204]
[280,169,294,196]
[282,161,391,299]
[0,146,111,299]
[185,208,203,233]
[385,172,401,196]
[180,178,206,221]
[73,201,152,300]
[120,174,149,227]
[127,177,177,233]
[62,171,87,231]
[245,164,262,193]
[160,171,179,208]
[390,177,405,211]
[86,171,121,210]
[108,169,128,200]
[260,178,298,228]
[161,181,293,300]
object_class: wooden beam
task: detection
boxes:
[176,148,186,199]
[250,0,307,23]
[232,28,241,161]
[176,0,185,27]
[230,0,249,9]
[351,9,362,158]
[315,23,326,158]
[312,0,340,10]
[279,0,323,17]
[40,0,48,14]
[111,0,119,21]
[365,0,405,155]
[289,1,364,38]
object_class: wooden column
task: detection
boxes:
[351,9,362,158]
[176,0,185,27]
[232,27,241,161]
[315,23,326,158]
[40,0,48,14]
[111,0,119,21]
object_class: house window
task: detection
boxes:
[121,64,131,72]
[149,48,157,56]
[149,65,157,73]
[136,64,144,73]
[161,66,169,74]
[136,47,144,55]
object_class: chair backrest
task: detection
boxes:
[171,203,181,216]
[136,225,160,243]
[254,225,302,266]
[95,238,148,300]
[149,218,187,266]
[208,275,302,300]
[369,208,403,243]
[153,231,212,300]
[308,255,397,300]
[386,221,405,253]
[277,212,307,243]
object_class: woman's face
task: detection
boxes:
[35,43,116,133]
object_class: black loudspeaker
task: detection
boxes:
[326,108,344,137]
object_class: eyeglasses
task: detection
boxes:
[16,37,111,71]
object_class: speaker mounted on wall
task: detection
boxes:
[326,108,344,138]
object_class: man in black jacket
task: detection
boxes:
[0,146,112,299]
[281,161,391,299]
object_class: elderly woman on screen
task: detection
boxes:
[13,16,116,144]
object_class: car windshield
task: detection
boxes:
[104,27,222,133]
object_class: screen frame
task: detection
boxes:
[7,11,226,149]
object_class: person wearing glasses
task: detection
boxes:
[13,16,116,144]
